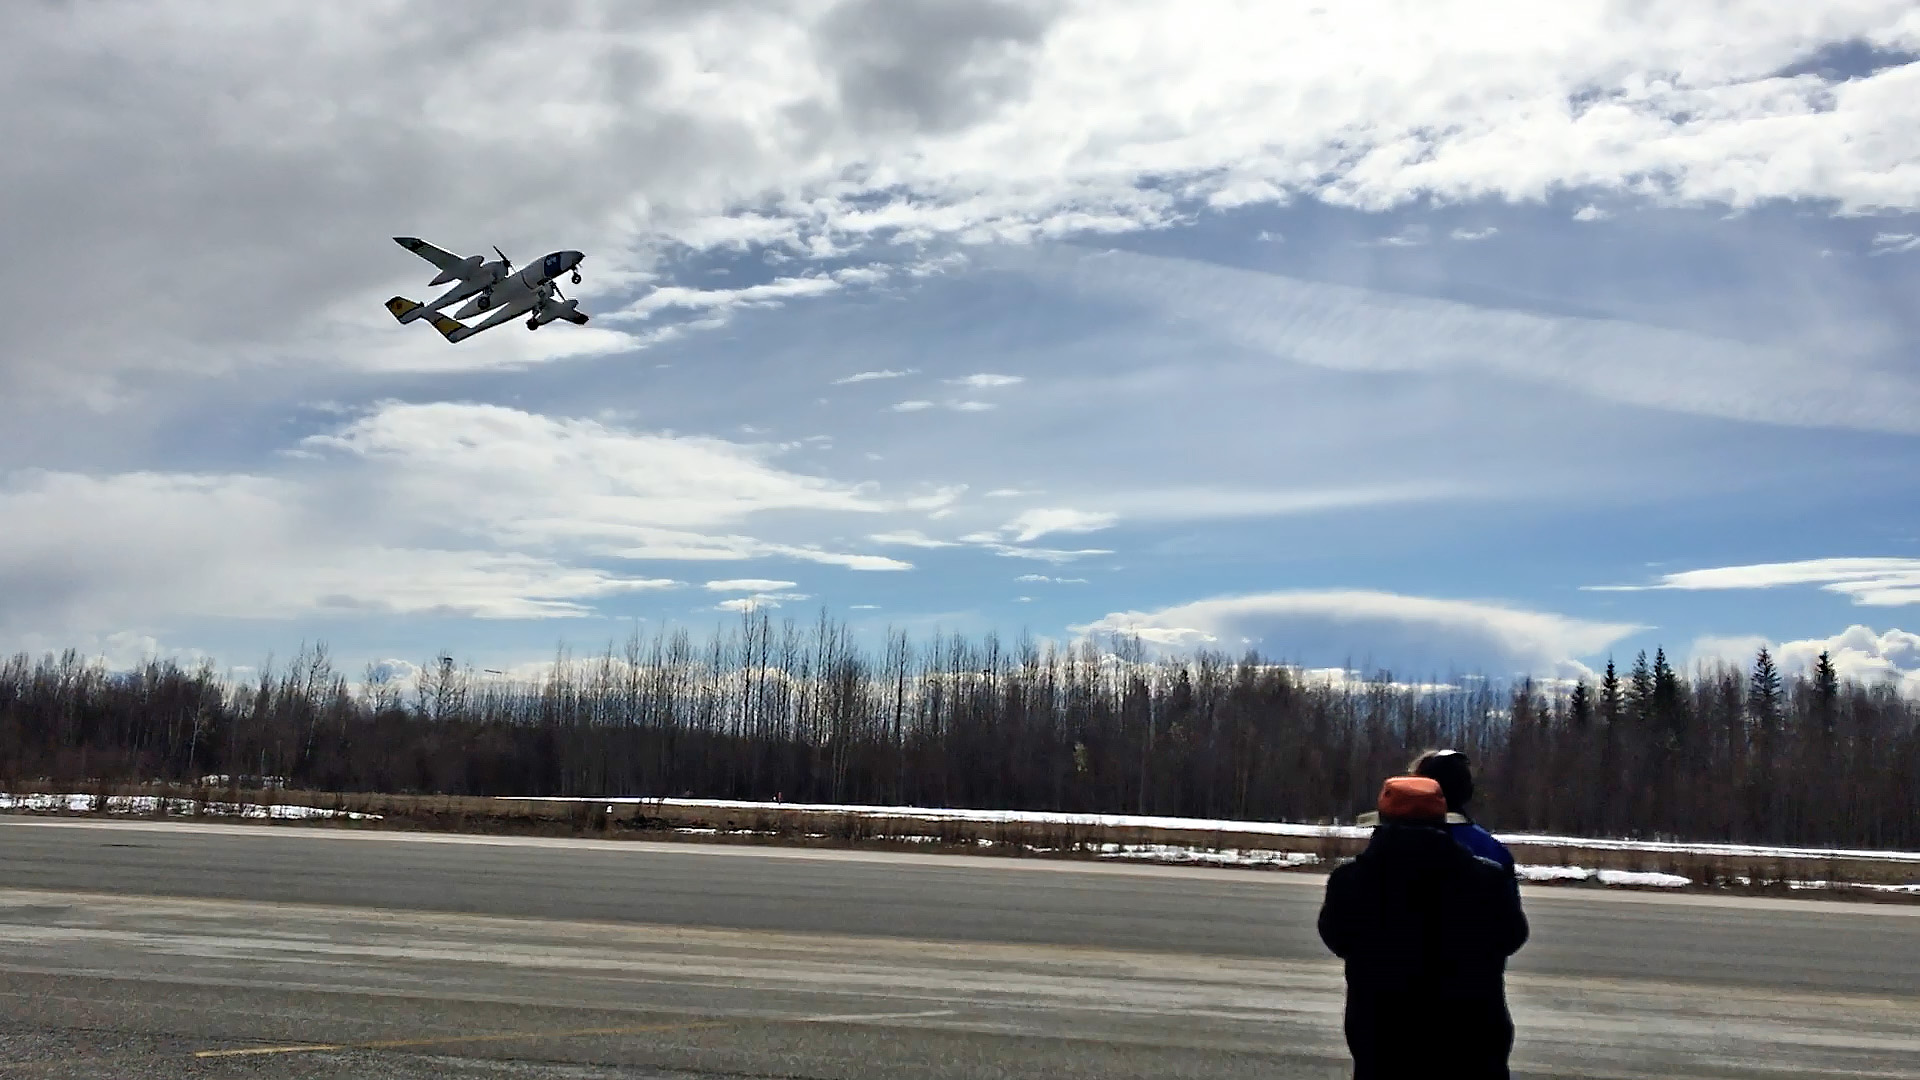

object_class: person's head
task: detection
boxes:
[1409,748,1473,812]
[1375,775,1448,826]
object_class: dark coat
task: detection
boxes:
[1318,822,1529,1079]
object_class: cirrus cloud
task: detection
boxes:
[1588,558,1920,606]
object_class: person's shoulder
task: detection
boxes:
[1452,822,1513,862]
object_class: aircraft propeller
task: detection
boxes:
[493,245,513,274]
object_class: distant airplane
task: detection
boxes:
[385,237,588,342]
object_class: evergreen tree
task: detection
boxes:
[1747,647,1780,729]
[1627,651,1653,724]
[1569,681,1592,729]
[1600,658,1621,725]
[1651,647,1683,740]
[1814,650,1840,733]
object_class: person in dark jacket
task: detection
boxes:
[1319,775,1529,1079]
[1412,748,1515,873]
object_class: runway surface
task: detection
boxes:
[1,818,1916,1078]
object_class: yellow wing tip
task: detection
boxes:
[429,314,467,340]
[385,296,422,320]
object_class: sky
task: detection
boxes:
[4,1,1920,692]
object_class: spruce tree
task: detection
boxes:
[1569,681,1592,729]
[1747,647,1780,729]
[1650,647,1684,745]
[1627,650,1653,724]
[1814,650,1840,734]
[1600,658,1621,724]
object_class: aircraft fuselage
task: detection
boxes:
[453,251,584,320]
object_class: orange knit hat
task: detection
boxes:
[1377,775,1447,822]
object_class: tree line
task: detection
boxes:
[0,613,1914,849]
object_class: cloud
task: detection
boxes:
[0,469,680,635]
[834,369,917,384]
[977,542,1114,563]
[14,2,1920,400]
[946,373,1025,388]
[605,275,846,322]
[0,398,952,642]
[704,579,800,592]
[889,400,935,412]
[1372,225,1430,247]
[1449,226,1498,241]
[716,590,810,613]
[1002,507,1117,542]
[1031,246,1920,435]
[305,401,887,534]
[1589,558,1920,606]
[1692,625,1920,696]
[869,530,959,548]
[1869,232,1920,255]
[948,400,996,412]
[1780,626,1920,694]
[1077,590,1643,678]
[1572,205,1611,222]
[1016,574,1086,584]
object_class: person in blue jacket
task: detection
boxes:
[1412,748,1515,873]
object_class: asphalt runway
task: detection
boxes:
[1,819,1916,1079]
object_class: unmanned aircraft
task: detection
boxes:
[385,237,589,342]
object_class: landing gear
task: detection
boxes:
[527,318,539,330]
[571,271,582,285]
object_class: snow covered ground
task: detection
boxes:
[4,790,1910,896]
[534,795,1920,863]
[0,792,379,820]
[544,795,1378,838]
[1517,865,1692,888]
[540,795,1920,895]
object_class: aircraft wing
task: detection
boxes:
[392,236,465,273]
[427,292,541,342]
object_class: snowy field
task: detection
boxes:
[3,791,1913,896]
[527,795,1920,895]
[530,795,1920,863]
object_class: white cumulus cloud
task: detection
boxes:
[1693,625,1920,696]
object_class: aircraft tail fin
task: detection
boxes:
[385,296,425,323]
[428,312,473,342]
[565,311,590,326]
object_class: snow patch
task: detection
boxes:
[1517,865,1691,888]
[524,796,1372,839]
[0,792,379,820]
[1093,844,1321,869]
